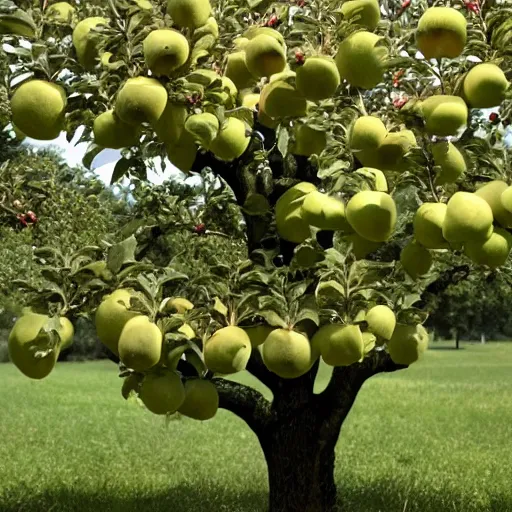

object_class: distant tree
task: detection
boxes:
[428,271,512,342]
[0,144,125,313]
[130,169,246,270]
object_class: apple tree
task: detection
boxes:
[0,140,124,315]
[1,0,511,510]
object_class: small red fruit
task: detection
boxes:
[393,70,404,87]
[16,214,28,227]
[295,50,305,65]
[464,0,480,13]
[393,96,409,109]
[194,223,206,234]
[26,211,38,223]
[489,112,499,124]
[265,14,279,27]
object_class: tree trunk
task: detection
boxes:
[259,409,340,512]
[215,353,406,512]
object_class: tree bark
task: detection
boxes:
[259,407,340,512]
[215,351,406,512]
[186,124,410,512]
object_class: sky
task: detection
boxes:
[23,127,181,187]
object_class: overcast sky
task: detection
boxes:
[23,127,181,187]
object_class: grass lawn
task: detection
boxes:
[1,342,512,512]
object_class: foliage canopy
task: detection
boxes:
[1,0,511,509]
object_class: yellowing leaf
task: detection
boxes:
[213,296,228,317]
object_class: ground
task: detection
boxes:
[1,342,511,512]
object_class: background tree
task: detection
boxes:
[0,135,127,359]
[0,145,124,307]
[129,169,247,270]
[427,271,512,343]
[1,0,511,511]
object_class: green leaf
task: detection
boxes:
[31,43,47,62]
[316,280,346,301]
[82,144,103,170]
[119,218,146,239]
[349,260,395,287]
[243,193,270,216]
[161,316,188,333]
[186,70,215,87]
[247,0,266,8]
[39,282,67,305]
[40,267,62,283]
[80,278,109,291]
[240,269,270,286]
[135,274,157,299]
[117,263,155,281]
[292,245,324,268]
[107,236,138,274]
[185,346,206,376]
[127,11,148,35]
[226,107,254,128]
[293,307,320,327]
[1,45,31,57]
[165,344,188,370]
[287,280,311,303]
[111,158,131,184]
[0,8,36,38]
[317,160,350,179]
[397,308,429,326]
[33,246,62,259]
[193,34,216,51]
[362,333,376,354]
[259,310,288,328]
[323,248,346,266]
[157,270,189,288]
[212,296,228,317]
[277,125,289,158]
[354,309,366,322]
[11,280,41,293]
[402,294,422,309]
[128,290,153,314]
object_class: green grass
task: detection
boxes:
[1,342,512,512]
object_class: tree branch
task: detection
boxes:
[318,350,406,412]
[190,128,323,263]
[213,377,273,436]
[246,349,280,393]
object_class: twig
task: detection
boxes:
[107,0,125,33]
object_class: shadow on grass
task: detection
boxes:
[2,481,512,512]
[0,484,268,512]
[337,480,512,512]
